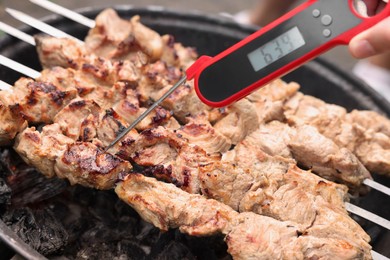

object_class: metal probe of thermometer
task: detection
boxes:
[105,0,390,151]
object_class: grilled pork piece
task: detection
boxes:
[285,93,390,175]
[248,121,371,193]
[115,126,217,194]
[0,98,27,146]
[7,77,78,124]
[175,114,232,154]
[14,124,131,189]
[85,8,197,69]
[35,35,87,69]
[213,98,259,145]
[116,174,372,260]
[160,34,198,69]
[85,9,163,62]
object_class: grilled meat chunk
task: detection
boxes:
[85,9,162,62]
[35,35,87,69]
[14,124,131,189]
[0,98,27,146]
[55,142,130,189]
[116,126,217,194]
[289,124,371,193]
[116,174,372,260]
[116,173,234,234]
[222,121,371,193]
[160,34,198,69]
[213,98,259,145]
[176,114,232,154]
[285,93,390,175]
[10,78,78,124]
[13,124,74,178]
[54,99,101,141]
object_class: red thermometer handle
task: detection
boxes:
[186,0,390,108]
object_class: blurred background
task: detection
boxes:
[0,0,356,71]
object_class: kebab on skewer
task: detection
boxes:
[27,9,390,183]
[0,7,388,258]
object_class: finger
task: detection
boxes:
[349,16,390,58]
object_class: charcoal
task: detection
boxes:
[9,172,68,207]
[2,207,68,255]
[0,177,11,205]
[0,148,68,207]
[75,240,147,260]
[151,240,196,260]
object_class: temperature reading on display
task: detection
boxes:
[248,26,306,72]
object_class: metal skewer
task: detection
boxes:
[29,0,95,28]
[364,178,390,197]
[0,80,13,91]
[5,8,83,44]
[345,202,390,230]
[0,21,35,46]
[0,54,41,78]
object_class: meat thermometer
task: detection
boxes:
[105,0,390,151]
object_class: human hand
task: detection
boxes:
[349,0,389,58]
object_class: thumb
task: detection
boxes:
[349,16,390,59]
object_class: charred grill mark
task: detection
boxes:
[141,129,161,141]
[26,93,38,106]
[50,90,68,106]
[82,128,91,142]
[121,80,138,90]
[182,168,190,187]
[103,109,126,135]
[62,143,126,175]
[141,165,173,181]
[24,132,41,143]
[82,63,99,73]
[9,104,21,114]
[69,100,87,110]
[28,81,57,93]
[146,71,158,80]
[122,100,138,113]
[120,138,136,146]
[152,108,169,125]
[116,125,127,137]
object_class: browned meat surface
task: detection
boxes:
[221,121,371,193]
[55,141,130,189]
[175,114,231,154]
[116,173,234,234]
[284,93,390,176]
[0,98,27,146]
[160,34,198,69]
[284,93,347,140]
[14,124,131,189]
[289,124,371,193]
[213,98,259,145]
[35,35,87,69]
[115,126,217,194]
[85,9,162,62]
[13,124,74,178]
[11,78,78,124]
[116,173,372,260]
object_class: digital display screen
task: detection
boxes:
[247,26,306,72]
